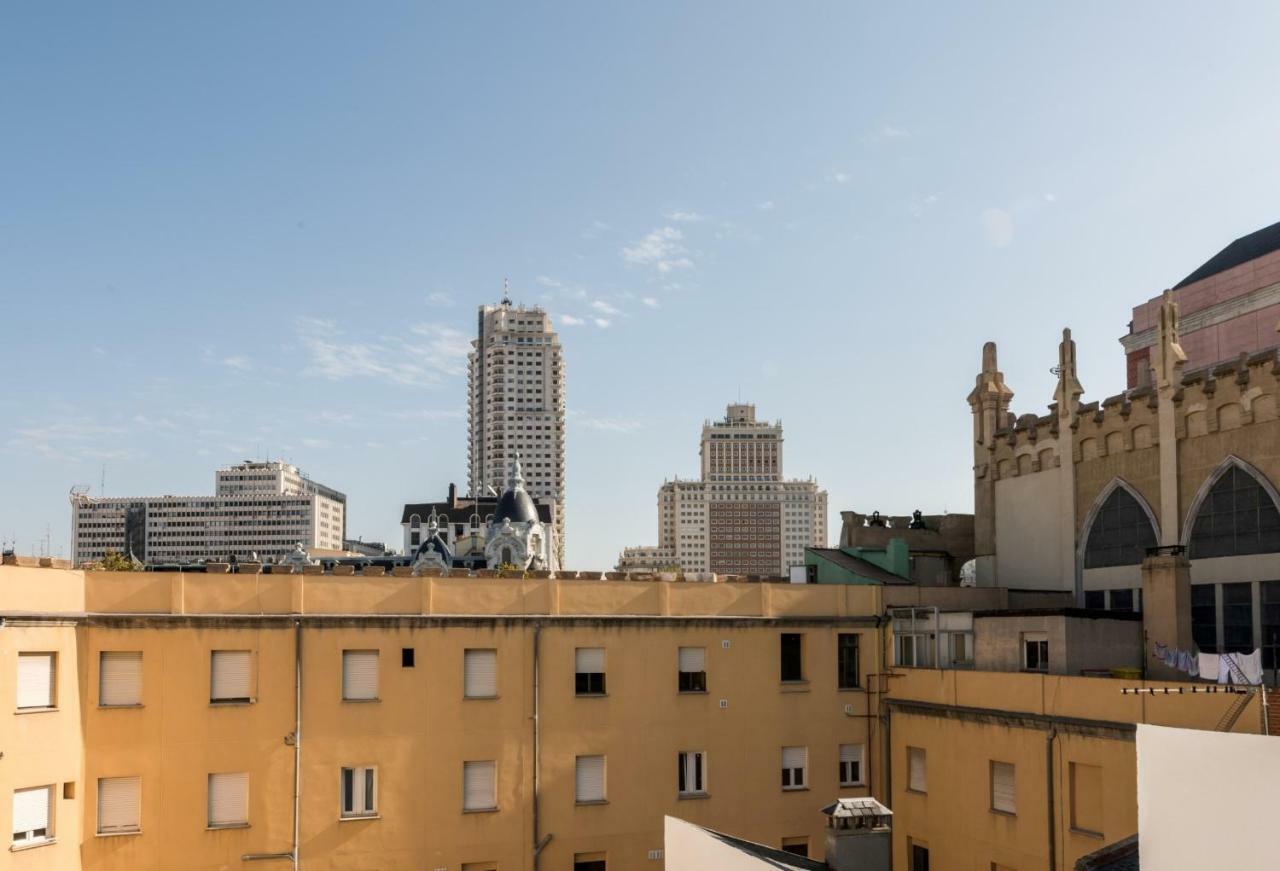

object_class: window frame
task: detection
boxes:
[1022,633,1049,673]
[341,649,380,702]
[780,746,808,791]
[98,650,143,708]
[462,760,498,812]
[207,772,250,829]
[16,652,57,711]
[990,760,1017,815]
[837,633,860,689]
[780,633,805,683]
[339,766,378,819]
[209,650,254,705]
[678,646,707,693]
[11,784,54,847]
[838,743,865,787]
[574,647,606,696]
[907,746,927,794]
[96,776,142,836]
[677,751,707,797]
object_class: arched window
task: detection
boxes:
[1084,486,1157,568]
[1189,466,1280,558]
[410,515,421,528]
[501,547,513,565]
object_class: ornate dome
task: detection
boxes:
[493,453,539,524]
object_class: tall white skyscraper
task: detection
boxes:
[467,290,566,563]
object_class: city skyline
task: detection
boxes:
[5,4,1280,569]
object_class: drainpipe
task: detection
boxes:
[1046,727,1058,871]
[242,619,301,867]
[532,622,552,869]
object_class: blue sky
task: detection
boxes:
[4,3,1280,568]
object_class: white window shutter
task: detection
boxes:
[17,653,54,709]
[211,651,253,701]
[678,647,705,672]
[908,747,926,792]
[100,651,142,707]
[992,762,1016,813]
[342,651,379,700]
[12,786,50,839]
[98,777,141,833]
[840,744,863,784]
[575,647,604,673]
[208,772,249,827]
[464,649,497,698]
[782,746,806,770]
[575,755,605,802]
[463,761,496,810]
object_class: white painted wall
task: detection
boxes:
[1138,723,1280,870]
[664,816,796,870]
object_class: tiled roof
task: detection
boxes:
[1174,220,1280,289]
[1074,834,1139,871]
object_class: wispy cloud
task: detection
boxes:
[535,275,563,288]
[7,419,134,462]
[300,437,330,449]
[622,226,693,273]
[390,409,464,421]
[296,318,470,387]
[581,220,612,240]
[868,124,911,141]
[571,413,643,433]
[593,317,612,328]
[829,171,852,185]
[426,291,454,306]
[558,314,585,327]
[590,300,621,316]
[756,200,776,211]
[641,297,659,309]
[221,355,252,371]
[665,210,705,222]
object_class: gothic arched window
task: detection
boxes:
[1084,486,1157,568]
[1189,466,1280,559]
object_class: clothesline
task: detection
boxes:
[1120,686,1254,695]
[1151,642,1263,685]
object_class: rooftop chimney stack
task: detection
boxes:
[821,797,892,871]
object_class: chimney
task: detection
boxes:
[1141,546,1193,679]
[448,482,457,506]
[820,797,892,871]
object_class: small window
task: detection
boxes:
[97,777,141,834]
[340,767,377,818]
[99,651,142,707]
[207,772,249,828]
[908,747,926,793]
[574,854,607,871]
[342,650,379,701]
[1109,589,1134,612]
[575,755,606,803]
[1022,633,1048,673]
[781,746,807,790]
[838,633,860,689]
[210,651,253,703]
[911,843,930,871]
[991,761,1016,814]
[17,652,55,710]
[463,761,497,811]
[1083,590,1106,610]
[678,751,706,796]
[839,744,864,786]
[575,647,606,695]
[678,646,707,692]
[401,648,415,668]
[12,785,53,845]
[464,649,498,698]
[780,633,804,682]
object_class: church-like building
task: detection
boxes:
[400,456,559,574]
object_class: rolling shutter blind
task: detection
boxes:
[208,772,248,826]
[840,744,863,784]
[17,653,54,709]
[678,647,705,672]
[211,651,252,701]
[463,761,496,810]
[464,649,497,697]
[575,647,604,673]
[575,755,605,802]
[992,762,1016,813]
[98,777,141,833]
[100,651,142,706]
[908,748,926,792]
[342,651,378,700]
[782,746,807,769]
[12,786,50,838]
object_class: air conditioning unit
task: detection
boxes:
[719,699,729,709]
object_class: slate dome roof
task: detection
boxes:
[494,487,538,524]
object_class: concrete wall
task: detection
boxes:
[993,472,1063,590]
[973,615,1140,675]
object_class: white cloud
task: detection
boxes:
[535,275,563,288]
[756,200,775,211]
[581,220,612,240]
[426,291,454,306]
[830,171,852,185]
[642,297,659,308]
[558,314,585,326]
[981,208,1015,248]
[6,419,133,462]
[876,124,910,139]
[590,300,621,316]
[571,413,643,433]
[221,355,252,371]
[621,226,693,272]
[593,318,611,328]
[1044,193,1057,203]
[665,210,705,222]
[296,318,470,387]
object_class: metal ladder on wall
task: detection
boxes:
[1215,688,1255,732]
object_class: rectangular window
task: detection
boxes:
[17,652,55,710]
[575,647,606,695]
[575,755,606,803]
[837,633,860,689]
[949,631,974,666]
[464,649,498,698]
[781,746,807,790]
[678,751,706,795]
[839,744,864,786]
[574,855,607,871]
[210,651,253,703]
[910,844,930,871]
[1069,762,1103,835]
[1223,582,1254,653]
[991,761,1016,814]
[1263,582,1280,669]
[1192,584,1218,651]
[678,647,706,692]
[401,648,415,668]
[1083,590,1105,610]
[12,785,52,845]
[463,761,497,811]
[207,772,249,828]
[97,776,141,834]
[1022,633,1048,672]
[340,767,377,818]
[908,747,926,793]
[1109,589,1134,611]
[99,651,142,707]
[780,633,804,682]
[342,650,378,701]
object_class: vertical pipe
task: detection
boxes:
[1046,727,1058,871]
[293,619,302,871]
[532,622,541,871]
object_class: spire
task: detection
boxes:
[1150,290,1186,390]
[967,341,1014,448]
[501,277,511,307]
[1053,327,1084,416]
[508,452,525,492]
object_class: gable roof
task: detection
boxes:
[1174,219,1280,289]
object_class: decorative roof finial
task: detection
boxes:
[1053,327,1084,415]
[1151,290,1186,390]
[509,452,524,492]
[502,277,511,306]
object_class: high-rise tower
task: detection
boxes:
[467,288,566,564]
